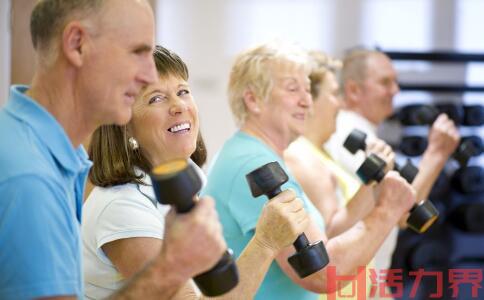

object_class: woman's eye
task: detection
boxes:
[148,95,165,104]
[177,89,190,97]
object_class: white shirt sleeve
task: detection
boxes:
[83,179,171,298]
[95,195,168,249]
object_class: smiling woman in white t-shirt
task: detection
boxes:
[82,45,310,300]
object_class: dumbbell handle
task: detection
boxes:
[173,200,238,296]
[394,160,419,184]
[173,199,196,213]
[151,163,239,297]
[266,186,311,251]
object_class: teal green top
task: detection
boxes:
[202,131,325,300]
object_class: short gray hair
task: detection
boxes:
[30,0,104,54]
[340,48,383,95]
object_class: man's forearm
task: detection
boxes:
[413,149,448,202]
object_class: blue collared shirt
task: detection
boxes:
[0,85,92,299]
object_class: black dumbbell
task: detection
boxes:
[399,103,482,126]
[429,171,451,200]
[418,105,479,166]
[461,136,483,157]
[415,105,439,125]
[451,166,484,194]
[413,104,479,166]
[399,136,428,157]
[344,129,439,233]
[453,138,479,167]
[356,153,439,233]
[398,104,439,125]
[397,105,478,166]
[449,203,484,233]
[463,105,484,126]
[436,103,464,125]
[150,160,239,296]
[398,135,478,167]
[246,161,329,278]
[408,240,451,270]
[344,129,417,182]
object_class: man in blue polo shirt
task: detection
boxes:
[0,0,227,299]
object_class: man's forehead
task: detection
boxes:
[367,55,395,78]
[97,0,153,28]
[92,0,154,50]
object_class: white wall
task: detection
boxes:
[156,0,333,165]
[156,0,233,167]
[155,0,483,167]
[0,0,11,106]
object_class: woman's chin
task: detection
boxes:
[156,142,197,163]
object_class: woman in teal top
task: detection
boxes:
[203,42,417,300]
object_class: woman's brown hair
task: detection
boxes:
[88,45,207,187]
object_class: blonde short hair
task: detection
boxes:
[308,50,342,99]
[228,41,310,126]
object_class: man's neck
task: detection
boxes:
[27,71,95,148]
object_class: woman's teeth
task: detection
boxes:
[168,122,191,133]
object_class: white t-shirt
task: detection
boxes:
[325,110,399,275]
[82,162,205,299]
[82,173,170,299]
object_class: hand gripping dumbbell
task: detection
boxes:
[246,161,329,278]
[356,153,439,233]
[398,135,479,166]
[150,160,239,296]
[344,129,439,233]
[435,103,464,125]
[405,103,464,124]
[400,103,464,125]
[399,105,478,166]
[344,129,418,182]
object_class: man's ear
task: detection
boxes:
[243,89,262,114]
[62,21,89,67]
[344,79,361,106]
